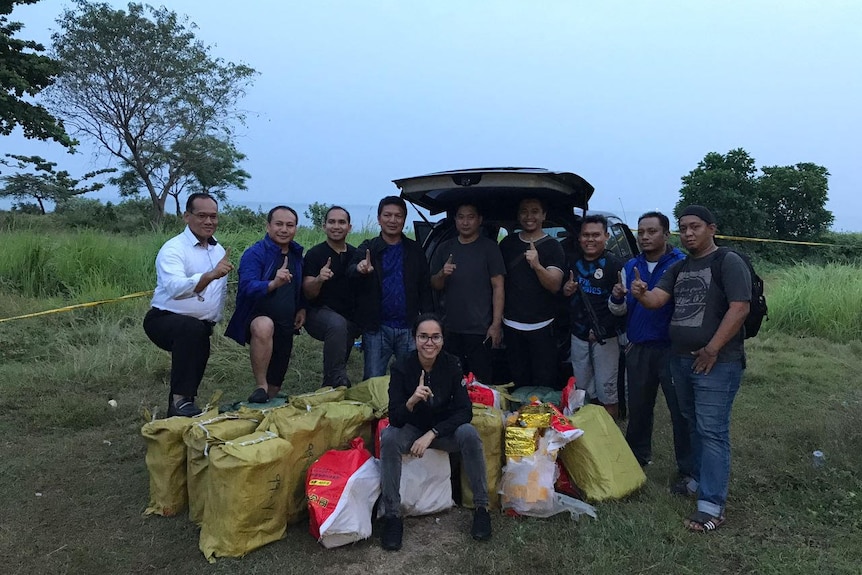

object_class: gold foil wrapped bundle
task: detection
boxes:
[505,426,539,457]
[518,403,552,429]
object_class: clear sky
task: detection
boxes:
[4,0,861,231]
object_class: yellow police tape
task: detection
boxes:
[670,232,853,248]
[0,233,853,324]
[0,290,154,324]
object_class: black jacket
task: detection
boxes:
[347,234,433,331]
[388,350,471,438]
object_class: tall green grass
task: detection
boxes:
[0,226,380,303]
[763,263,862,341]
[3,228,860,343]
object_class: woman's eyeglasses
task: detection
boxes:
[416,333,443,344]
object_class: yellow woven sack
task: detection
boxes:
[199,431,291,562]
[141,407,218,517]
[559,404,646,501]
[289,386,347,409]
[460,405,504,510]
[318,400,375,451]
[258,406,334,524]
[343,375,390,416]
[184,413,262,525]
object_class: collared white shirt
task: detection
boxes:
[150,226,228,322]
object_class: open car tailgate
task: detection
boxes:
[393,167,595,218]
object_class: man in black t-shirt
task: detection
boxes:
[430,203,506,384]
[631,205,750,533]
[562,214,624,418]
[499,198,565,389]
[302,206,361,388]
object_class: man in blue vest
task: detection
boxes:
[609,211,691,480]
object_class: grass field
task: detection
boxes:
[1,229,861,574]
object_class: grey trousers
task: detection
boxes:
[303,306,361,387]
[380,423,488,517]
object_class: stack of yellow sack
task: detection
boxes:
[183,412,262,525]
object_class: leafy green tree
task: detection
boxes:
[0,153,114,213]
[304,201,330,228]
[110,134,251,215]
[675,148,762,236]
[0,0,74,148]
[46,1,256,223]
[757,163,833,240]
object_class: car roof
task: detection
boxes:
[393,167,595,217]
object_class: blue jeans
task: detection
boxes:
[670,356,743,518]
[362,325,415,379]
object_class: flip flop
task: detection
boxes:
[685,511,725,532]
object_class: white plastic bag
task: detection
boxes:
[500,437,596,520]
[381,448,454,517]
[315,457,381,548]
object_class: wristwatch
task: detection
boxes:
[431,428,440,437]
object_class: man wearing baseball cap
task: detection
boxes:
[629,205,750,533]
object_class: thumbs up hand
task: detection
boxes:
[211,247,234,279]
[562,270,578,296]
[317,256,334,283]
[441,253,456,277]
[272,255,292,288]
[630,267,648,298]
[525,241,540,270]
[357,249,375,275]
[612,270,628,299]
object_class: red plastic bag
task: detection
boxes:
[374,417,388,458]
[307,437,380,548]
[465,373,501,408]
[560,376,585,416]
[555,459,583,499]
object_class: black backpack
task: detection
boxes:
[710,248,768,338]
[675,247,768,338]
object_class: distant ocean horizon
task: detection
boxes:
[235,200,433,231]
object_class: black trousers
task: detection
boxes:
[143,308,214,397]
[264,323,295,388]
[503,323,558,389]
[624,343,692,475]
[444,332,493,385]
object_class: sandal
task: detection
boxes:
[685,511,725,532]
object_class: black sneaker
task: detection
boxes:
[168,396,201,417]
[381,516,403,551]
[471,507,492,541]
[247,387,269,404]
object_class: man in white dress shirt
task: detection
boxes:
[143,193,233,417]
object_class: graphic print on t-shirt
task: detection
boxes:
[673,268,713,327]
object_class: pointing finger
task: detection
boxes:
[365,249,371,264]
[618,271,623,284]
[446,253,454,265]
[529,241,536,251]
[634,267,641,282]
[324,257,331,269]
[569,270,574,283]
[281,257,289,269]
[223,247,231,261]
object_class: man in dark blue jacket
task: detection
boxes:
[348,196,433,379]
[610,211,691,480]
[225,206,306,402]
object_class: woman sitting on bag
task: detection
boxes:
[379,312,491,550]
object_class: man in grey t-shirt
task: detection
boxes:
[431,203,505,384]
[630,205,750,533]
